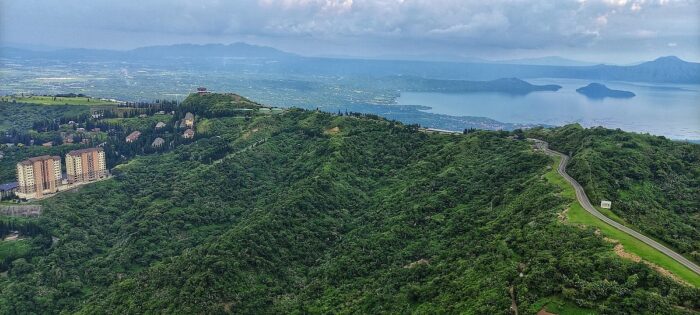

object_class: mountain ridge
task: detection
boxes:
[2,44,699,83]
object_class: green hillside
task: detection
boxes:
[526,125,700,263]
[0,102,90,132]
[0,94,698,314]
[1,95,118,106]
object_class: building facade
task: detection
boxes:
[184,112,195,128]
[65,147,108,184]
[16,155,62,199]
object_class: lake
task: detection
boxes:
[396,78,700,140]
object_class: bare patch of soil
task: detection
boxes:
[403,258,429,269]
[324,126,341,135]
[537,309,557,315]
[611,241,691,286]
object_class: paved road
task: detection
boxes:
[532,139,700,276]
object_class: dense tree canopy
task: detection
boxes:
[526,125,700,262]
[0,96,698,314]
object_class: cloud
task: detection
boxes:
[1,0,698,60]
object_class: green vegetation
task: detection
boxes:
[1,95,118,106]
[0,102,89,132]
[0,218,44,269]
[102,115,168,131]
[0,95,697,314]
[179,93,263,118]
[526,125,700,263]
[0,241,30,263]
[536,296,596,315]
[544,155,700,287]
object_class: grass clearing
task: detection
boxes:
[0,240,31,262]
[2,95,118,106]
[545,155,700,287]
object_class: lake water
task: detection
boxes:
[396,78,700,140]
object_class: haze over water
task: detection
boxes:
[397,78,700,140]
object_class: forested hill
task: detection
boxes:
[526,125,700,263]
[1,94,698,314]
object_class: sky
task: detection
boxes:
[1,0,699,63]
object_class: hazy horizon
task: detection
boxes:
[1,0,699,64]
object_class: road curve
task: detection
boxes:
[533,139,700,276]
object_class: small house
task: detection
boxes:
[183,129,195,139]
[601,200,612,209]
[152,137,165,148]
[184,112,195,128]
[126,131,141,143]
[42,141,53,147]
[155,122,167,129]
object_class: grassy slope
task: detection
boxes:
[0,241,30,262]
[526,125,700,262]
[2,96,117,106]
[544,155,700,287]
[0,102,90,132]
[103,115,168,131]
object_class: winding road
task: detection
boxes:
[533,139,700,276]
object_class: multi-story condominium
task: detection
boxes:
[65,147,108,183]
[16,155,62,199]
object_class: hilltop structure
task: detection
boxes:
[16,155,62,199]
[65,147,108,184]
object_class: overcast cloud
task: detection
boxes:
[1,0,698,62]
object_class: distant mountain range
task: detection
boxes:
[0,43,298,61]
[2,43,699,84]
[567,56,700,85]
[576,83,636,99]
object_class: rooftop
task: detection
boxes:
[67,147,104,156]
[152,137,165,146]
[0,182,18,191]
[19,155,61,165]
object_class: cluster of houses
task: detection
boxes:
[124,112,195,148]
